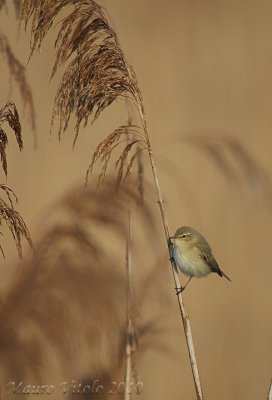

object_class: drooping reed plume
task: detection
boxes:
[21,1,204,398]
[0,0,21,18]
[0,2,37,257]
[0,101,22,176]
[22,0,145,183]
[0,0,4,12]
[184,134,272,206]
[0,101,32,258]
[0,33,36,143]
[0,180,163,400]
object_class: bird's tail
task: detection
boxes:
[220,270,232,282]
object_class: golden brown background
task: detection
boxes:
[0,1,272,399]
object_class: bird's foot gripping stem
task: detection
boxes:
[175,286,184,295]
[175,276,192,294]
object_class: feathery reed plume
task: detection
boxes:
[0,102,32,258]
[0,184,32,258]
[183,134,239,183]
[13,0,21,18]
[22,0,145,185]
[21,1,204,397]
[0,101,22,176]
[85,125,145,186]
[184,134,272,205]
[224,137,272,202]
[0,34,36,145]
[0,0,21,16]
[0,0,5,12]
[0,180,157,399]
[22,0,143,177]
[22,1,141,146]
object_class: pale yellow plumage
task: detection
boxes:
[170,226,231,292]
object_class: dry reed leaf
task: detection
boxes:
[0,101,22,177]
[0,34,36,142]
[0,180,160,399]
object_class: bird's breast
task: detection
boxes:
[172,245,211,278]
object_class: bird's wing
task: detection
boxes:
[199,244,232,281]
[198,246,223,276]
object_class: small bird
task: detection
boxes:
[169,226,231,293]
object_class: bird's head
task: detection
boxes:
[169,226,201,249]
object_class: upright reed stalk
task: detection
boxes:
[124,209,135,400]
[135,94,204,399]
[268,379,272,400]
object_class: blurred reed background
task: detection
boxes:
[0,1,272,399]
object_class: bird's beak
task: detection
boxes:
[169,236,175,243]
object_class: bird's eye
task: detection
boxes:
[182,234,187,239]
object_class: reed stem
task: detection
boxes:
[135,97,204,400]
[124,209,135,400]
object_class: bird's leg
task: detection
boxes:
[175,276,193,295]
